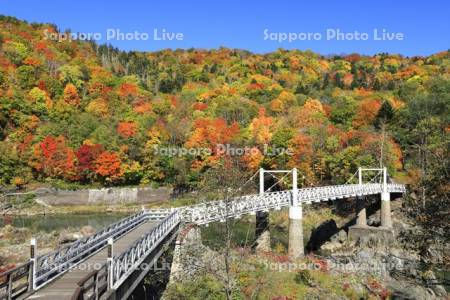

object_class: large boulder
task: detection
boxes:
[58,231,83,244]
[80,225,95,237]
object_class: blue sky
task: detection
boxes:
[1,0,449,56]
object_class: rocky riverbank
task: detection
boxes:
[0,219,103,271]
[316,198,449,299]
[162,198,448,299]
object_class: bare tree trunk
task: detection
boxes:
[223,189,233,300]
[198,159,254,299]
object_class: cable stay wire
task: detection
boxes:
[236,169,260,192]
[344,169,359,184]
[367,170,382,183]
[265,171,291,192]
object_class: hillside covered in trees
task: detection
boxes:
[0,15,448,210]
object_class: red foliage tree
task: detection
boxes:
[75,144,104,173]
[32,136,78,180]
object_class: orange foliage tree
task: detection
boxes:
[270,91,296,113]
[118,83,138,98]
[186,118,240,151]
[295,98,327,129]
[186,118,240,170]
[63,83,80,106]
[352,98,382,128]
[241,147,264,171]
[94,151,123,183]
[249,108,274,144]
[117,121,138,138]
[288,133,315,184]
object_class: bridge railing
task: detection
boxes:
[0,262,32,300]
[171,183,405,224]
[34,210,148,288]
[144,208,174,220]
[298,183,405,203]
[111,210,180,288]
[180,190,291,225]
[71,263,109,300]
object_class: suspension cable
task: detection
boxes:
[266,172,279,181]
[236,169,260,192]
[344,169,359,184]
[265,171,292,192]
[368,170,382,183]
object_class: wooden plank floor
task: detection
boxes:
[27,221,158,300]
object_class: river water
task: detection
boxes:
[0,213,128,232]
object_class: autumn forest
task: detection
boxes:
[0,15,448,209]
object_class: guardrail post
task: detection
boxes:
[93,272,99,300]
[288,168,304,258]
[7,272,12,299]
[29,238,36,290]
[107,238,114,290]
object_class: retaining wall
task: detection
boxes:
[34,186,172,206]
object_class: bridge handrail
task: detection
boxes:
[143,183,405,225]
[178,190,291,224]
[172,183,405,224]
[111,210,180,288]
[0,261,32,300]
[71,262,109,300]
[34,210,148,288]
[144,208,174,220]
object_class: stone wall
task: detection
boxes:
[34,186,173,206]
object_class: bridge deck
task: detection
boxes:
[27,221,158,300]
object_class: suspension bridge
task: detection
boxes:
[0,167,406,300]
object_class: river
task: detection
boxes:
[0,213,128,233]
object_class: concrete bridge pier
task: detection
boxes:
[381,192,392,228]
[258,167,304,258]
[255,211,271,253]
[380,167,393,228]
[355,196,367,226]
[288,168,304,258]
[288,205,304,258]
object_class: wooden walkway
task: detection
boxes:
[27,221,158,300]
